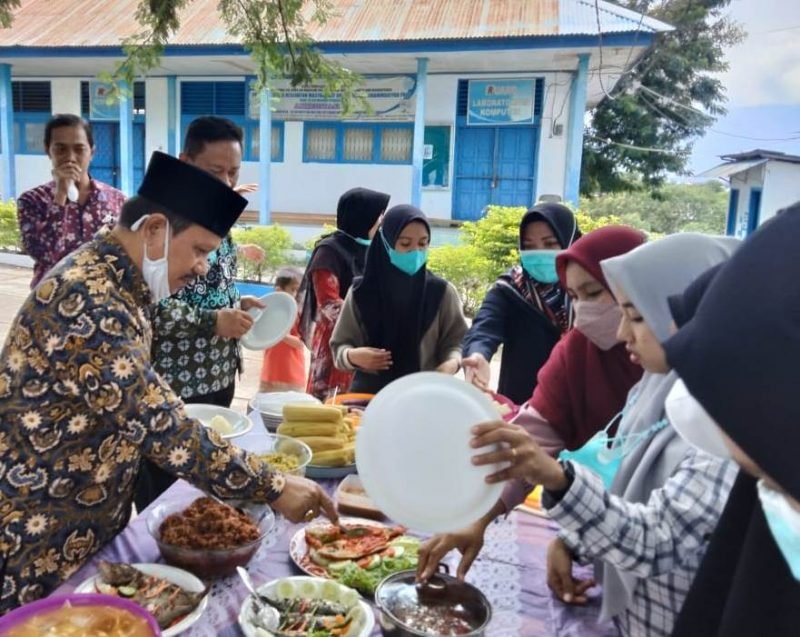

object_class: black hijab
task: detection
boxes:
[299,187,389,342]
[350,205,447,393]
[519,202,581,250]
[665,202,800,637]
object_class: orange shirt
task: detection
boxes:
[260,318,306,385]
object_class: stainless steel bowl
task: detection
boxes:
[374,565,491,637]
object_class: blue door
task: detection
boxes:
[453,124,538,220]
[726,189,739,236]
[90,121,146,190]
[747,188,762,236]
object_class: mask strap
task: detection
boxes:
[131,214,170,261]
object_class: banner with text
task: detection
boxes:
[467,79,536,126]
[249,76,417,121]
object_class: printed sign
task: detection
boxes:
[89,81,118,121]
[249,76,417,121]
[467,79,536,126]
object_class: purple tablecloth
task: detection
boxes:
[56,480,615,637]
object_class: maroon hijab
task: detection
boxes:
[529,226,646,450]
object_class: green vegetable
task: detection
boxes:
[117,585,137,598]
[333,552,419,594]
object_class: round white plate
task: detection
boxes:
[240,292,298,351]
[288,517,388,580]
[184,404,253,439]
[356,372,505,534]
[74,563,208,637]
[305,463,358,479]
[237,575,374,637]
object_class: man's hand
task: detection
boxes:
[271,474,339,524]
[239,296,265,312]
[234,183,258,194]
[238,244,265,264]
[215,308,255,339]
[52,162,83,205]
[347,347,393,371]
[546,538,596,605]
[462,353,491,390]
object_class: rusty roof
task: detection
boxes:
[0,0,671,48]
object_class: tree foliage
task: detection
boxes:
[0,0,365,109]
[232,223,293,281]
[580,181,728,235]
[582,0,744,193]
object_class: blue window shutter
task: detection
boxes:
[181,82,215,114]
[457,80,469,117]
[215,82,246,116]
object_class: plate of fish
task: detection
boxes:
[74,560,208,636]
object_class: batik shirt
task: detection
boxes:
[17,179,125,287]
[0,234,284,615]
[151,235,241,400]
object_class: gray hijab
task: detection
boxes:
[595,233,741,622]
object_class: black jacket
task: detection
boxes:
[462,278,561,404]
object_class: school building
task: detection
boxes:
[0,0,670,235]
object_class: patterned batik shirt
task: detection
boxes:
[0,233,284,615]
[547,451,737,637]
[17,179,125,288]
[151,235,242,400]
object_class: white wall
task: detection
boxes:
[761,162,800,224]
[145,77,170,159]
[50,78,81,115]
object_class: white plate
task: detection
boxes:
[237,575,374,637]
[74,563,208,636]
[184,404,253,439]
[240,292,298,351]
[288,517,389,579]
[356,372,505,534]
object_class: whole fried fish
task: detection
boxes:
[97,560,207,628]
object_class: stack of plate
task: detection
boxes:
[249,392,320,432]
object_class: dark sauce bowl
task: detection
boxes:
[374,565,491,637]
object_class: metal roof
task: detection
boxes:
[699,159,768,180]
[721,149,800,165]
[0,0,671,48]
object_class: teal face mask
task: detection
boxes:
[354,237,372,247]
[380,230,428,276]
[757,480,800,581]
[520,249,560,284]
[559,392,669,490]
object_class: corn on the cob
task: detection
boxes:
[311,444,355,466]
[283,404,343,423]
[277,422,343,437]
[296,435,348,452]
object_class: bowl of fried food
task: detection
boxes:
[146,492,275,579]
[248,432,313,477]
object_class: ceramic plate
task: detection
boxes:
[237,576,374,637]
[288,517,388,580]
[184,404,253,439]
[240,292,297,351]
[74,563,208,637]
[356,372,505,534]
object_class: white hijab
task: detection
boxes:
[595,233,741,622]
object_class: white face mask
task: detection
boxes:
[131,215,171,303]
[664,378,731,459]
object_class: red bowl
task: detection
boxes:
[0,593,162,635]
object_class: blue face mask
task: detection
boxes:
[757,480,800,581]
[380,230,428,276]
[520,249,560,284]
[559,395,669,490]
[354,237,372,247]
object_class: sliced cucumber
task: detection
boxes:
[327,559,355,573]
[298,579,318,598]
[309,548,332,567]
[340,588,359,609]
[364,554,382,570]
[275,580,296,599]
[389,536,420,551]
[319,580,342,602]
[117,585,137,598]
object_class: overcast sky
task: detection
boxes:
[687,0,800,174]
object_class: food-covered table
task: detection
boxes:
[55,422,616,637]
